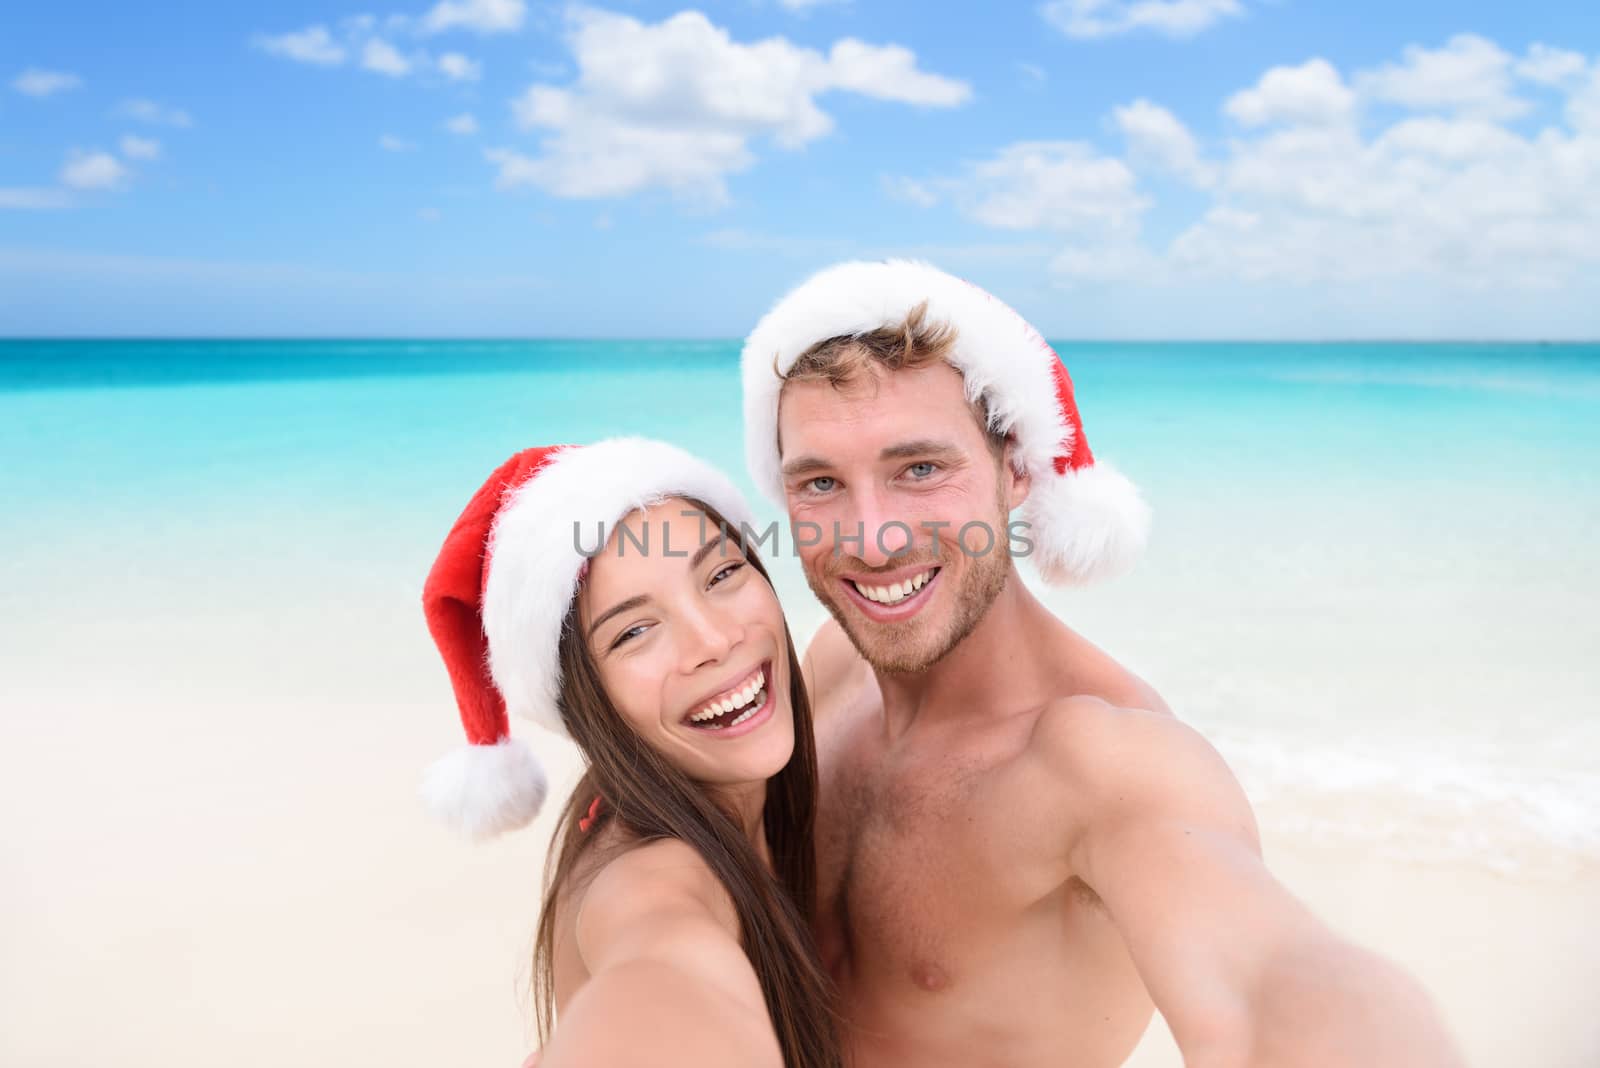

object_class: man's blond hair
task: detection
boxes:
[778,301,1006,454]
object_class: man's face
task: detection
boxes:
[777,360,1030,674]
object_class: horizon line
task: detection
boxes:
[3,335,1598,346]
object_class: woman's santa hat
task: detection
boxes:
[420,437,754,838]
[742,259,1149,585]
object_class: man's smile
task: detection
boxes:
[839,563,942,620]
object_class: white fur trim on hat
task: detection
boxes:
[480,437,755,738]
[420,737,548,839]
[1024,461,1150,584]
[741,259,1147,584]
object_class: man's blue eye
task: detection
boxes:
[908,462,937,478]
[810,477,837,493]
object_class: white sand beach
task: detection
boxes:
[2,548,1596,1068]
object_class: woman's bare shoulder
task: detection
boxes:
[574,838,739,953]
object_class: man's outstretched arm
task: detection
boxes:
[1035,697,1463,1068]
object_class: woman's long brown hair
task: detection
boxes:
[531,498,842,1068]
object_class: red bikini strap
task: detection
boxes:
[578,794,606,833]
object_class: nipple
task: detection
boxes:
[910,960,950,992]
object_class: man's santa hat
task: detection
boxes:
[420,437,754,838]
[742,260,1149,585]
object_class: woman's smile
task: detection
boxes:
[682,658,776,738]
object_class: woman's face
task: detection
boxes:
[578,499,796,789]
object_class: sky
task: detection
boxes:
[3,0,1599,338]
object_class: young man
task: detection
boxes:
[740,260,1462,1068]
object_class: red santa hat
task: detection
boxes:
[420,436,755,838]
[741,260,1149,584]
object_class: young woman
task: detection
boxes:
[420,437,841,1068]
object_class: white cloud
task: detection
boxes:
[498,7,969,203]
[826,39,971,106]
[119,135,161,160]
[254,25,346,66]
[900,140,1150,285]
[421,0,526,35]
[445,112,480,135]
[115,99,193,127]
[909,35,1600,297]
[1168,126,1595,286]
[485,147,545,187]
[60,150,131,191]
[1177,64,1600,288]
[1225,58,1355,128]
[882,175,939,207]
[1570,68,1600,134]
[363,39,413,77]
[1051,241,1159,283]
[437,52,482,81]
[953,141,1148,235]
[0,187,72,210]
[1040,0,1243,40]
[13,68,83,97]
[779,0,851,10]
[1356,33,1527,120]
[258,21,486,81]
[380,134,419,152]
[1114,98,1213,184]
[1516,44,1589,89]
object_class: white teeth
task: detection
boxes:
[691,668,766,723]
[728,687,765,727]
[854,569,934,605]
[692,680,765,729]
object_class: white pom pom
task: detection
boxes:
[1022,461,1151,585]
[420,738,548,839]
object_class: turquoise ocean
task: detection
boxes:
[3,339,1598,874]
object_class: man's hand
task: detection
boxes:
[1035,697,1464,1068]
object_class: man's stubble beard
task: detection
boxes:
[805,491,1014,676]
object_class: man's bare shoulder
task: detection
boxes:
[1045,623,1173,716]
[800,617,871,722]
[1021,695,1260,856]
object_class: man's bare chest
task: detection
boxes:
[814,708,1057,988]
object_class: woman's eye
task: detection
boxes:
[611,623,648,649]
[907,462,938,478]
[709,561,745,587]
[807,476,837,493]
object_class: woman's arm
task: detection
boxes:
[538,839,782,1068]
